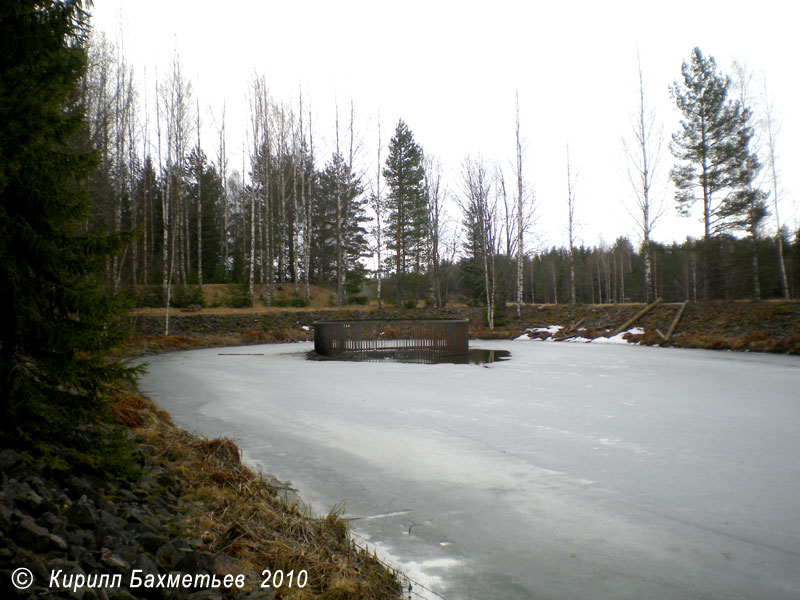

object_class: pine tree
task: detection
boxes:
[383,120,426,306]
[0,1,138,468]
[313,152,367,292]
[670,48,754,298]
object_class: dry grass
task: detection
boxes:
[116,330,314,357]
[120,391,403,600]
[472,327,523,340]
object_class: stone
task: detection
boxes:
[0,448,22,471]
[100,551,130,571]
[132,552,159,577]
[156,541,185,571]
[67,495,97,528]
[15,547,49,586]
[176,550,216,574]
[66,475,105,506]
[138,531,167,554]
[16,517,51,552]
[67,528,96,551]
[0,503,13,533]
[49,532,68,551]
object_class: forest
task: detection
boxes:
[79,35,800,322]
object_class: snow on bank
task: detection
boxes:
[514,325,563,341]
[591,327,644,344]
[516,326,644,345]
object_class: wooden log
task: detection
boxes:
[611,297,662,335]
[555,332,587,342]
[664,300,688,341]
[553,317,587,341]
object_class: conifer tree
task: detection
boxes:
[313,152,367,290]
[670,48,756,297]
[383,120,426,306]
[0,0,138,466]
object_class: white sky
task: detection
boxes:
[90,0,800,252]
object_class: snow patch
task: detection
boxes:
[517,325,563,341]
[516,324,645,345]
[592,327,645,345]
[534,325,563,335]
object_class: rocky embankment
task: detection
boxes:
[0,441,270,600]
[1,393,403,599]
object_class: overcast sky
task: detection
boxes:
[90,0,800,251]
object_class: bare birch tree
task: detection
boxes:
[216,103,229,280]
[566,145,577,304]
[762,78,789,299]
[297,90,310,301]
[245,138,255,305]
[195,99,203,289]
[373,116,384,308]
[460,157,498,328]
[304,104,313,303]
[732,60,769,300]
[155,76,171,334]
[514,91,525,318]
[424,156,445,308]
[624,52,664,301]
[334,100,344,305]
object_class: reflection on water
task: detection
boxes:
[465,348,511,365]
[309,348,511,365]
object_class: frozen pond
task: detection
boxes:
[138,340,800,600]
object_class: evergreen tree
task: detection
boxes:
[670,48,755,298]
[313,153,368,292]
[0,1,138,469]
[383,120,426,305]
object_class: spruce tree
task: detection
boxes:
[0,1,138,469]
[383,120,426,306]
[670,47,755,297]
[314,152,367,290]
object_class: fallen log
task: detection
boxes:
[664,300,688,341]
[611,297,662,336]
[553,317,586,341]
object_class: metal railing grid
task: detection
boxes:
[314,319,469,362]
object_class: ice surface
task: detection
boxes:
[138,341,800,600]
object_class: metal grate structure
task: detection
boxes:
[313,319,469,363]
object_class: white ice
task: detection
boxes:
[137,340,800,600]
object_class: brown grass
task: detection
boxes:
[110,393,150,428]
[122,391,403,599]
[116,330,313,358]
[670,331,800,354]
[472,327,521,340]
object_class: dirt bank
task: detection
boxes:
[126,301,800,355]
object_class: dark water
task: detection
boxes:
[309,348,511,365]
[462,348,511,364]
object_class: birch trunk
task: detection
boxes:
[196,100,203,289]
[375,118,383,308]
[304,107,312,303]
[764,82,790,299]
[515,92,524,319]
[566,146,576,304]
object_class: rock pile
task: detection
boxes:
[0,444,269,599]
